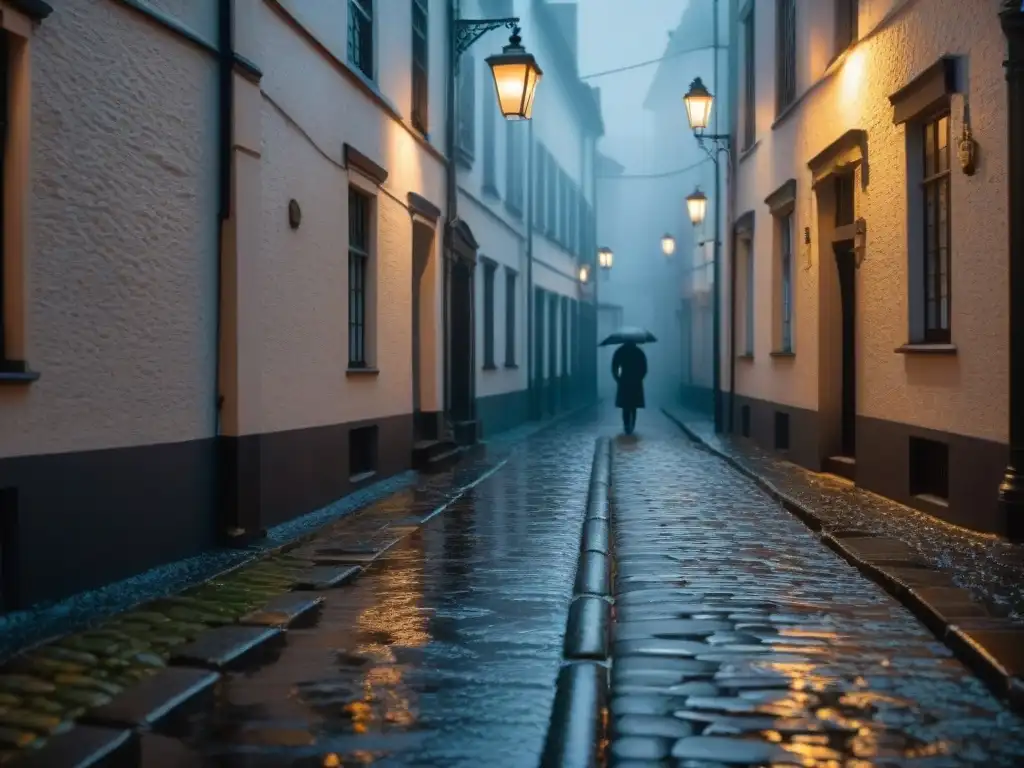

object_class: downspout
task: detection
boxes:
[214,0,233,437]
[590,136,598,401]
[710,0,723,431]
[526,118,535,415]
[728,213,737,433]
[442,0,459,424]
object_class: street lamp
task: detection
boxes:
[486,28,543,120]
[578,263,591,284]
[683,75,731,435]
[661,234,677,256]
[598,246,614,270]
[686,188,708,226]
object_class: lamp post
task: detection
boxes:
[443,2,542,432]
[684,76,730,434]
[1000,0,1024,539]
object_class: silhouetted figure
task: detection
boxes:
[612,341,647,435]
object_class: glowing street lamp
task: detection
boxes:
[661,234,676,256]
[683,76,715,134]
[578,263,591,284]
[598,246,614,270]
[487,28,543,120]
[686,188,708,226]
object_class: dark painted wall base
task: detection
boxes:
[679,384,715,418]
[479,375,590,439]
[728,393,1007,535]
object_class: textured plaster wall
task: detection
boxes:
[733,0,1008,443]
[0,0,219,459]
[258,2,447,432]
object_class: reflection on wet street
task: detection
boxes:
[610,413,1024,767]
[182,418,598,767]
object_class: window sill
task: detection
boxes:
[346,367,381,377]
[0,361,40,384]
[736,353,754,361]
[894,343,957,355]
[771,97,801,131]
[738,139,760,163]
[482,362,498,371]
[504,362,519,370]
[769,349,795,359]
[482,183,501,201]
[505,200,523,219]
[455,146,474,169]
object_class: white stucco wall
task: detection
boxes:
[733,0,1007,443]
[257,0,448,432]
[0,0,219,459]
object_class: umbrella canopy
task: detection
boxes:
[599,326,658,346]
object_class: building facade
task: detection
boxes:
[0,0,597,611]
[725,0,1011,533]
[457,0,602,437]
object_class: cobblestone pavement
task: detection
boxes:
[665,405,1024,621]
[611,412,1024,767]
[158,412,601,767]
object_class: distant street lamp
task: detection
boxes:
[598,246,614,270]
[661,233,676,256]
[683,76,715,135]
[686,188,708,226]
[578,263,591,284]
[486,28,543,120]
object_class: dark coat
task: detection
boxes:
[612,343,647,409]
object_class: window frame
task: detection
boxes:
[742,4,756,149]
[775,0,796,115]
[482,260,497,369]
[504,268,517,367]
[348,0,374,80]
[921,110,952,343]
[411,0,429,134]
[348,187,373,368]
[779,212,794,352]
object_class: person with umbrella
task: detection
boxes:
[602,327,654,435]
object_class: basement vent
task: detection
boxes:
[349,426,379,481]
[741,405,751,438]
[774,411,791,452]
[909,436,949,501]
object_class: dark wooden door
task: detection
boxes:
[450,261,473,422]
[836,247,856,456]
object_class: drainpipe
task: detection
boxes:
[999,0,1024,540]
[590,136,598,401]
[526,118,535,416]
[728,220,737,432]
[214,0,233,436]
[442,0,459,427]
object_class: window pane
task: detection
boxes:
[937,115,948,172]
[924,121,935,176]
[938,178,948,250]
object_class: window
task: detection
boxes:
[776,0,796,114]
[568,186,579,255]
[482,260,496,368]
[505,269,517,366]
[411,0,428,133]
[744,244,755,355]
[348,188,372,367]
[505,123,524,215]
[483,96,498,195]
[348,0,374,79]
[834,172,855,226]
[779,213,794,352]
[922,113,951,341]
[546,158,557,237]
[456,52,475,163]
[743,6,756,148]
[835,0,858,54]
[534,145,546,229]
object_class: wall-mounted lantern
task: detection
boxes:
[686,188,708,226]
[487,28,544,120]
[598,246,614,270]
[683,77,715,134]
[661,233,676,256]
[578,263,591,284]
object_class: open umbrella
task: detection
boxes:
[599,326,658,346]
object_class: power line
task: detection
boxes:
[597,157,710,180]
[578,42,722,81]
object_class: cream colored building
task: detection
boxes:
[0,0,597,610]
[725,0,1009,533]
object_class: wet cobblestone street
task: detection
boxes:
[611,412,1024,767]
[169,415,600,767]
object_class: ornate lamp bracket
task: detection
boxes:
[455,17,520,59]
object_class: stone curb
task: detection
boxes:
[540,437,612,768]
[661,406,1024,714]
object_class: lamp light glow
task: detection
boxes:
[486,28,543,120]
[686,188,708,226]
[578,263,591,284]
[661,234,676,256]
[683,77,714,133]
[598,246,614,270]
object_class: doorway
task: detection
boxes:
[834,243,856,457]
[412,222,434,440]
[449,259,473,423]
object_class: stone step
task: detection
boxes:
[240,594,325,629]
[169,626,283,671]
[291,565,361,591]
[81,668,219,731]
[12,725,137,768]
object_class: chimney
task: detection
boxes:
[547,2,578,64]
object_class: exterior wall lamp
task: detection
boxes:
[661,233,677,256]
[598,246,614,270]
[486,28,543,120]
[578,263,591,284]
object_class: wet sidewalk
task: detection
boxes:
[610,412,1024,766]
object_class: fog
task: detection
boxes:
[573,0,728,412]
